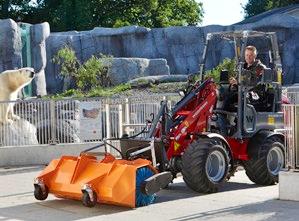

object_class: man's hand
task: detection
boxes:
[229,77,237,85]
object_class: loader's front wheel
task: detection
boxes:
[243,135,284,185]
[34,184,48,201]
[182,138,229,193]
[82,191,97,208]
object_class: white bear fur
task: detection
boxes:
[0,67,35,124]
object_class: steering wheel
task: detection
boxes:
[228,83,238,93]
[241,69,260,86]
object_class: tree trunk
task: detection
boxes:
[2,0,10,18]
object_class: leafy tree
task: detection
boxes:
[4,0,203,31]
[0,0,32,21]
[243,0,299,18]
[107,0,204,28]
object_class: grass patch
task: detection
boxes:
[47,83,131,99]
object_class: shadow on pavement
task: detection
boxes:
[170,199,299,221]
[156,179,260,203]
[220,181,260,192]
[0,174,271,220]
[0,198,131,221]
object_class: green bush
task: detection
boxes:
[52,46,79,79]
[205,58,237,83]
[52,46,113,92]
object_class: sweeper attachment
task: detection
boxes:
[34,140,172,208]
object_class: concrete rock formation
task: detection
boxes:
[0,19,49,96]
[0,119,38,146]
[129,75,188,87]
[0,19,22,72]
[1,4,299,95]
[45,4,299,93]
[108,58,170,84]
[30,22,50,96]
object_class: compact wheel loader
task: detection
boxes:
[120,30,285,193]
[34,30,286,207]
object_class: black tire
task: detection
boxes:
[82,191,97,208]
[181,138,229,193]
[34,184,48,201]
[243,136,285,185]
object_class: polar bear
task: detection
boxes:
[0,67,35,124]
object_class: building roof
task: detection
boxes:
[236,4,299,25]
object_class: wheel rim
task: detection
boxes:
[205,150,226,183]
[267,146,284,175]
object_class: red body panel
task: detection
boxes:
[226,138,249,161]
[164,79,252,162]
[167,81,218,159]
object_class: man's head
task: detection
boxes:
[245,45,257,66]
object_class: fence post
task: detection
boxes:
[125,98,130,135]
[105,103,111,152]
[118,104,123,138]
[295,105,298,169]
[49,100,57,144]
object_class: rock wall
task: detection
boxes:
[0,119,38,146]
[108,58,170,84]
[0,19,49,96]
[45,5,299,93]
[1,5,299,95]
[30,22,50,96]
[0,19,22,72]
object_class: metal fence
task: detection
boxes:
[283,90,299,170]
[0,94,179,147]
[283,104,297,169]
[3,90,298,169]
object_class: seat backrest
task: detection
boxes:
[262,68,277,83]
[220,70,229,84]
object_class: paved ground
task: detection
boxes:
[0,166,299,221]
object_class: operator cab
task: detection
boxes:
[214,67,284,138]
[202,31,284,139]
[240,68,283,137]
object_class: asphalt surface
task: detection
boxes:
[0,166,299,221]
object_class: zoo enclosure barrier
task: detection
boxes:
[1,91,299,170]
[283,91,299,170]
[0,94,180,148]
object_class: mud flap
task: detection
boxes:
[141,171,173,195]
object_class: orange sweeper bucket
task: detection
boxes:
[34,153,171,208]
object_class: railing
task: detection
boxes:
[283,90,299,170]
[0,94,179,147]
[285,92,299,104]
[282,104,298,169]
[4,90,298,169]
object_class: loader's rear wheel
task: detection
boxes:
[243,136,284,185]
[182,138,229,193]
[82,191,97,208]
[34,184,48,201]
[136,167,156,207]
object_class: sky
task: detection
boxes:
[198,0,249,26]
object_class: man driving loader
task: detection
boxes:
[229,45,266,85]
[223,45,266,111]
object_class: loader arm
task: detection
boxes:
[167,80,218,158]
